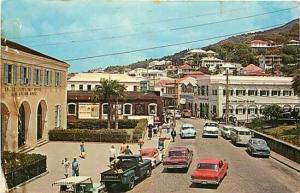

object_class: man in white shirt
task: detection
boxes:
[62,157,70,178]
[109,145,117,163]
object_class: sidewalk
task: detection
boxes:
[270,151,300,173]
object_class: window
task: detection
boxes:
[44,70,51,86]
[148,103,157,115]
[283,90,292,96]
[55,72,61,87]
[133,85,139,92]
[123,103,132,115]
[4,64,14,84]
[33,68,42,85]
[248,90,257,96]
[135,104,145,115]
[140,82,148,92]
[212,89,218,95]
[223,90,233,96]
[20,66,31,85]
[236,107,245,115]
[87,84,92,91]
[68,103,76,115]
[79,84,83,91]
[271,90,281,96]
[201,86,205,95]
[54,105,61,128]
[260,90,269,96]
[236,90,246,96]
[71,84,75,91]
[248,107,258,115]
[102,103,108,115]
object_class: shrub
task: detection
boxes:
[2,151,47,189]
[67,119,138,130]
[49,129,130,143]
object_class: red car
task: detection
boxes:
[191,159,228,185]
[181,109,192,118]
[163,147,193,170]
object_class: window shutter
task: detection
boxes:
[39,70,43,85]
[248,109,250,114]
[255,91,258,96]
[267,91,270,96]
[20,66,23,84]
[255,109,258,114]
[243,108,246,114]
[236,109,238,114]
[223,90,226,96]
[28,67,31,85]
[49,71,52,86]
[13,65,18,85]
[4,64,8,83]
[33,69,37,85]
[243,90,246,96]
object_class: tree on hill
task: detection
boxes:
[292,69,300,97]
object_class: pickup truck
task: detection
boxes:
[100,155,152,190]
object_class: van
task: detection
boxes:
[230,127,252,145]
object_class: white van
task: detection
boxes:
[230,127,252,145]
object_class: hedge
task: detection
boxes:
[2,151,47,189]
[49,129,130,143]
[132,119,147,141]
[67,119,138,130]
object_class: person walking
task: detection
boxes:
[79,141,86,159]
[171,128,176,142]
[124,145,133,155]
[147,124,153,140]
[62,157,70,178]
[138,138,144,150]
[72,157,80,176]
[120,142,126,154]
[109,145,117,163]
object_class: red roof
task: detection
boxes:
[184,71,204,78]
[251,40,267,44]
[242,64,265,76]
[155,79,174,87]
[198,159,221,164]
[179,64,192,70]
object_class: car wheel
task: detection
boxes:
[128,177,135,190]
[146,168,152,177]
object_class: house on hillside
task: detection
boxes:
[241,64,265,76]
[201,56,224,72]
[178,64,193,74]
[258,54,282,71]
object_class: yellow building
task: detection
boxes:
[1,39,69,152]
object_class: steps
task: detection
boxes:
[17,145,34,153]
[37,138,48,147]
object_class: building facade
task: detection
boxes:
[1,39,69,152]
[194,75,300,122]
[258,55,283,71]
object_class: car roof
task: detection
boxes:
[182,123,194,127]
[169,146,188,151]
[223,125,234,128]
[53,176,91,186]
[251,138,266,142]
[198,159,221,164]
[233,127,250,131]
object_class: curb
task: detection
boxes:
[9,171,49,192]
[270,155,300,173]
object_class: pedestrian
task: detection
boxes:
[72,157,80,176]
[120,142,126,154]
[109,145,117,163]
[171,128,176,142]
[79,141,86,159]
[124,145,133,155]
[147,124,153,140]
[61,157,70,178]
[138,138,144,150]
[204,114,207,121]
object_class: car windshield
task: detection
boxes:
[182,127,194,130]
[205,123,218,127]
[238,131,250,135]
[197,163,217,170]
[169,150,185,157]
[253,140,266,145]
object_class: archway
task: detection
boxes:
[1,103,9,152]
[18,102,31,148]
[37,100,47,140]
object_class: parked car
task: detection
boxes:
[163,147,193,170]
[52,176,106,193]
[230,127,252,145]
[220,125,233,139]
[180,123,196,138]
[141,148,163,168]
[247,138,270,158]
[181,109,192,118]
[175,110,182,119]
[100,155,152,190]
[191,159,228,185]
[202,121,219,138]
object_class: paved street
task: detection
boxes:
[130,118,300,193]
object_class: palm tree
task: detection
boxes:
[111,82,126,129]
[292,69,300,97]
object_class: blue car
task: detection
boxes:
[247,138,270,158]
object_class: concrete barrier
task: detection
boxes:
[250,130,300,164]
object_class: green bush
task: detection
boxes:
[49,129,130,143]
[2,151,47,189]
[67,119,138,129]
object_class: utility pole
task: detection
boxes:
[225,69,229,125]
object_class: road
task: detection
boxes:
[129,118,300,193]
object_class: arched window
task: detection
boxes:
[148,103,157,116]
[123,103,132,115]
[102,103,108,115]
[68,103,76,115]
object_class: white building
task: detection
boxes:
[258,55,282,70]
[148,60,172,70]
[128,68,167,78]
[194,75,300,122]
[201,56,224,72]
[67,73,147,92]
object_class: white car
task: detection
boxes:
[175,110,182,119]
[202,121,219,138]
[220,125,233,139]
[141,148,163,168]
[180,123,196,138]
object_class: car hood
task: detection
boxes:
[251,144,270,151]
[203,127,218,131]
[182,128,195,133]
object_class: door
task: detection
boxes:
[18,104,26,148]
[37,104,43,140]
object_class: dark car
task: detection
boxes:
[163,147,193,170]
[247,138,270,158]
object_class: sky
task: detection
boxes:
[1,0,299,72]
